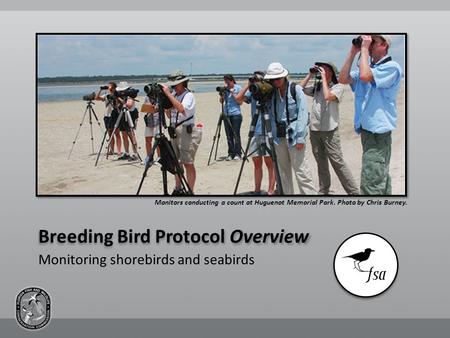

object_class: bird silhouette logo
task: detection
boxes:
[16,287,51,330]
[343,248,375,272]
[334,233,399,298]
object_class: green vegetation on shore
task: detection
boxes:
[38,73,307,85]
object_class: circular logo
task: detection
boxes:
[16,287,51,330]
[334,233,399,298]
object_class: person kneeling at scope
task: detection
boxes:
[235,71,276,195]
[163,70,202,194]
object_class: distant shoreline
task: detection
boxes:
[37,73,309,86]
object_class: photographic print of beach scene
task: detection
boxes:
[37,34,406,196]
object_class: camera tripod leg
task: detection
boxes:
[89,110,95,154]
[207,115,223,166]
[162,169,169,195]
[175,170,193,195]
[105,110,124,160]
[214,116,222,161]
[262,111,284,195]
[233,137,252,195]
[136,143,159,195]
[233,111,260,195]
[94,129,109,167]
[222,113,247,162]
[90,107,103,131]
[126,129,142,162]
[68,104,90,160]
[105,128,118,160]
[90,107,105,154]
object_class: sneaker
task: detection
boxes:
[172,188,183,196]
[117,153,130,160]
[225,155,234,161]
[142,155,151,166]
[128,154,139,162]
[233,155,242,161]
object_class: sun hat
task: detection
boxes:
[264,62,289,80]
[379,35,392,47]
[315,61,339,83]
[166,70,190,86]
[116,81,131,91]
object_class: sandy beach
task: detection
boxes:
[37,81,405,195]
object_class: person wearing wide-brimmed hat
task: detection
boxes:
[340,35,402,195]
[160,70,202,194]
[264,62,316,195]
[300,61,359,195]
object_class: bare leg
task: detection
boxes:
[121,131,129,153]
[175,173,181,190]
[184,163,196,192]
[129,130,139,155]
[145,137,153,156]
[114,129,122,154]
[252,157,263,192]
[263,156,275,195]
[107,129,115,154]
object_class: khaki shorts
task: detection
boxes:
[170,124,202,164]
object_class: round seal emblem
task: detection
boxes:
[334,233,399,298]
[16,287,51,330]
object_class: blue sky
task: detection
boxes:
[38,35,406,77]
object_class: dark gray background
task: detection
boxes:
[0,9,449,325]
[3,319,450,338]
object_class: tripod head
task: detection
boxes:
[82,92,96,103]
[156,92,168,133]
[216,86,229,97]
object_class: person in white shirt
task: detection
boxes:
[94,81,122,155]
[115,82,140,161]
[161,70,201,194]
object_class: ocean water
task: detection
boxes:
[37,82,223,103]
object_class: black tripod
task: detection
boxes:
[68,100,103,159]
[207,99,246,166]
[233,99,284,195]
[136,94,192,195]
[95,105,141,166]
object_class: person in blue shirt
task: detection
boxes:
[340,35,402,195]
[219,74,243,161]
[235,71,276,195]
[264,62,317,195]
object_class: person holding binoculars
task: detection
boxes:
[301,62,359,195]
[339,35,402,195]
[95,81,122,156]
[219,74,243,161]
